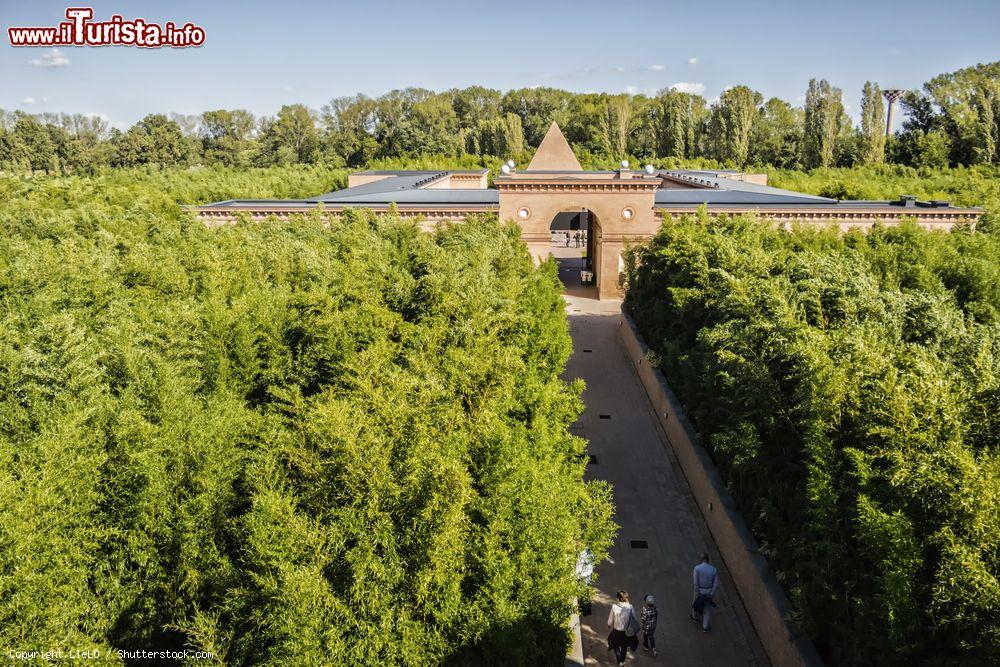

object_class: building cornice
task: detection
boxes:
[496,180,661,193]
[654,205,981,221]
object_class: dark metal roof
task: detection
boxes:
[655,190,834,206]
[352,169,487,175]
[660,170,834,202]
[194,169,980,214]
[310,171,448,201]
[315,189,499,205]
[197,199,315,207]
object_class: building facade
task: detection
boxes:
[192,123,982,299]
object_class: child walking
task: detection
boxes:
[641,594,658,656]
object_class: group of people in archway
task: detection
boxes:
[553,230,586,248]
[605,553,719,665]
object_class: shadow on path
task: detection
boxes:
[560,292,768,666]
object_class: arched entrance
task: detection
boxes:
[495,123,660,299]
[549,210,594,258]
[548,209,597,293]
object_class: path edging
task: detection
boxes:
[617,304,824,667]
[565,607,584,666]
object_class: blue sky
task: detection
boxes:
[2,0,998,130]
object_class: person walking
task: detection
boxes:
[607,590,639,665]
[565,231,571,247]
[640,594,658,656]
[574,231,581,247]
[690,553,719,632]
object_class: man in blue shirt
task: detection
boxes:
[690,553,719,632]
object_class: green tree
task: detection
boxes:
[501,87,573,146]
[451,85,503,128]
[468,112,524,157]
[113,113,194,167]
[399,91,462,155]
[370,89,462,157]
[859,81,887,165]
[655,90,707,159]
[599,94,634,160]
[750,97,803,167]
[201,109,256,167]
[708,85,761,165]
[3,113,59,172]
[320,94,380,166]
[803,79,846,168]
[257,104,320,165]
[891,91,953,167]
[0,165,616,664]
[625,213,1000,665]
[924,62,1000,165]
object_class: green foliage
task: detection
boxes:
[466,113,524,158]
[709,86,762,166]
[859,81,886,166]
[257,104,323,166]
[768,164,1000,233]
[201,109,256,167]
[803,79,847,168]
[2,61,998,174]
[654,90,707,160]
[112,113,197,168]
[925,62,1000,166]
[751,97,803,168]
[0,167,614,665]
[625,214,1000,665]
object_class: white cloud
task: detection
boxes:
[282,85,293,93]
[646,64,666,71]
[625,85,658,96]
[670,81,706,95]
[28,48,71,68]
[687,57,698,65]
[22,97,37,105]
[613,66,625,73]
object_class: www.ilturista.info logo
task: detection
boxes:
[8,7,205,48]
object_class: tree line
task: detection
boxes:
[1,62,997,174]
[0,165,616,664]
[624,213,999,665]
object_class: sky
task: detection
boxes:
[2,0,998,131]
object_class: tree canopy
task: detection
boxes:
[625,212,1000,665]
[3,62,997,174]
[0,165,615,665]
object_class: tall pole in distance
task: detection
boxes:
[883,89,905,136]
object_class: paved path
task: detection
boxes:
[553,249,769,667]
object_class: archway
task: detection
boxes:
[547,209,597,294]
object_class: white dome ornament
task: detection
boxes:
[507,159,515,169]
[620,160,629,169]
[500,164,511,175]
[644,164,655,175]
